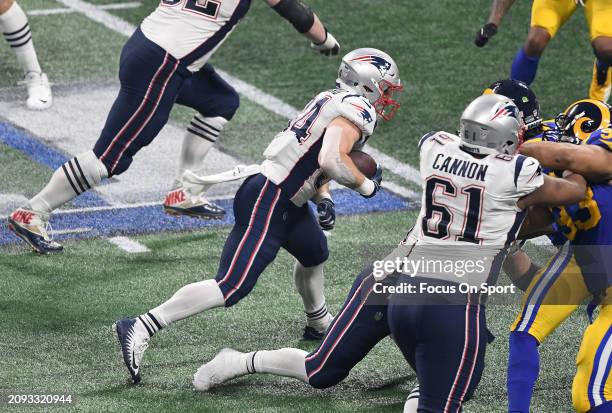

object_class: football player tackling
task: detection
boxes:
[192,94,586,412]
[8,0,340,254]
[114,48,403,385]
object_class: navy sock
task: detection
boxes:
[511,48,540,85]
[507,331,540,413]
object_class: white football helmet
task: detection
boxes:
[337,48,403,120]
[458,94,524,155]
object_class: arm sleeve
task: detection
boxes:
[337,95,377,138]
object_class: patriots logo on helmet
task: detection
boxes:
[350,103,373,123]
[350,55,392,77]
[490,103,519,121]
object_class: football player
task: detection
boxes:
[0,0,52,110]
[113,48,403,385]
[191,94,586,412]
[7,0,340,254]
[504,102,612,413]
[475,0,612,102]
[504,98,610,412]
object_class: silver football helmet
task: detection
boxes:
[458,94,524,155]
[337,48,403,120]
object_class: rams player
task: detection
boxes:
[190,94,586,412]
[113,48,403,385]
[475,0,612,102]
[0,0,52,110]
[7,0,340,254]
[503,100,612,412]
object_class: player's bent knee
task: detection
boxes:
[308,370,346,389]
[525,27,551,57]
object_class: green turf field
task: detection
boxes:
[0,0,601,412]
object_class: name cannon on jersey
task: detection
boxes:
[431,153,489,182]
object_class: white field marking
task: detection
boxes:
[49,227,93,235]
[55,0,423,190]
[108,236,150,253]
[28,2,141,16]
[381,181,419,200]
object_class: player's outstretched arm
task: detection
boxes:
[265,0,339,55]
[517,173,587,210]
[318,117,381,198]
[474,0,516,47]
[520,141,612,182]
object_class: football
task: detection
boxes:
[349,150,378,178]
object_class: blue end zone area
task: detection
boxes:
[0,123,107,207]
[0,121,416,246]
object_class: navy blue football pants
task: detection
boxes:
[93,28,239,176]
[305,268,487,413]
[214,174,329,307]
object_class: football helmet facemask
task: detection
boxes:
[555,99,612,142]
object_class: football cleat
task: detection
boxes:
[302,325,326,341]
[163,188,225,220]
[20,72,53,111]
[589,61,611,103]
[193,348,247,391]
[8,208,63,254]
[115,318,150,384]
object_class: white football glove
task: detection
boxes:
[311,29,340,56]
[575,0,586,6]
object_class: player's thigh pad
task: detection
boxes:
[511,245,588,343]
[176,64,240,120]
[305,267,390,389]
[586,0,612,40]
[215,174,287,306]
[282,204,329,267]
[572,293,612,413]
[531,0,577,38]
[389,288,488,412]
[93,29,189,176]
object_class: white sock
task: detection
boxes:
[149,279,225,325]
[244,348,309,383]
[404,385,419,413]
[175,115,227,187]
[0,2,42,74]
[28,151,107,213]
[294,261,332,331]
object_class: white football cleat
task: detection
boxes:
[115,318,151,384]
[22,72,52,110]
[8,208,63,254]
[193,348,247,391]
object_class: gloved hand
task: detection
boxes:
[311,28,340,56]
[474,23,498,47]
[317,197,336,231]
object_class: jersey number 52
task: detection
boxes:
[161,0,221,19]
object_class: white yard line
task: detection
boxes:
[28,2,141,16]
[53,0,423,192]
[108,236,150,253]
[49,227,93,235]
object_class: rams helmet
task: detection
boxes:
[555,99,612,142]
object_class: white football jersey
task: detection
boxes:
[403,132,544,285]
[141,0,250,72]
[260,89,377,206]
